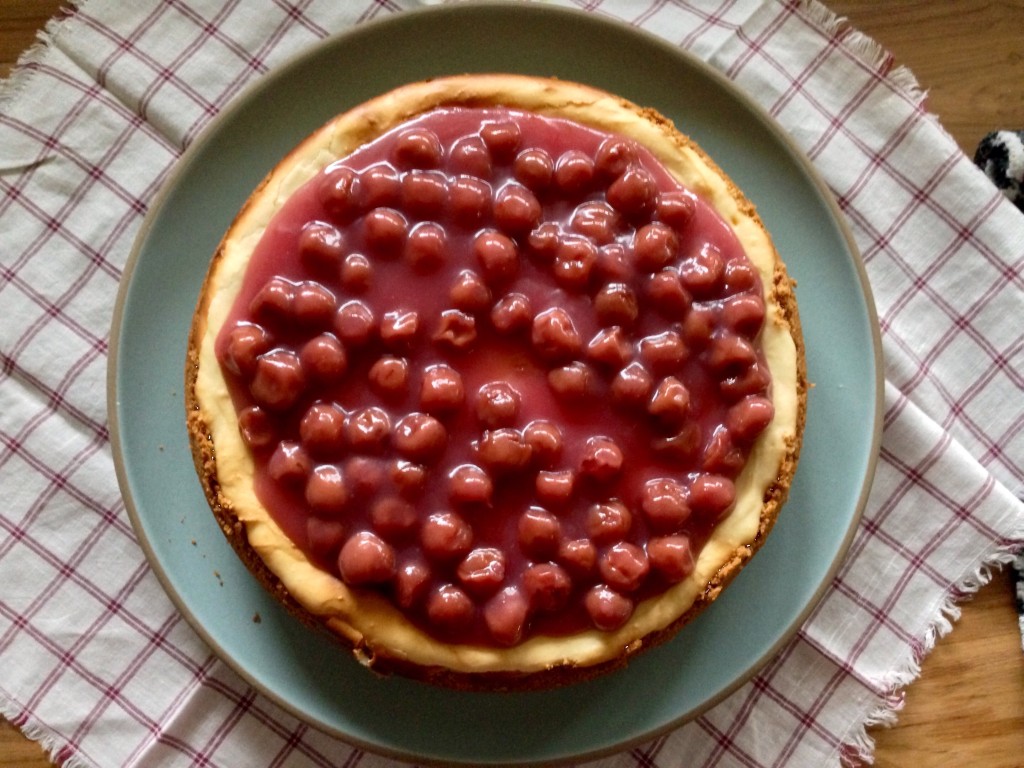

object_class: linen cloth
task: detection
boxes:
[1,1,1022,766]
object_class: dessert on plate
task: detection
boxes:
[185,74,806,690]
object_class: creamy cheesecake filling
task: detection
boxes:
[189,75,802,679]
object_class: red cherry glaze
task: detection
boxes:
[214,105,772,646]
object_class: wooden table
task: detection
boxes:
[1,2,1022,766]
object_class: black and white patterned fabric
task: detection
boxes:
[974,130,1024,212]
[1017,554,1024,652]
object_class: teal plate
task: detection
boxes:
[109,4,882,765]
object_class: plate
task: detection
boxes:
[108,4,882,765]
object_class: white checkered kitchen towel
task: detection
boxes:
[1,1,1022,766]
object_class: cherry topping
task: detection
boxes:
[433,309,477,350]
[363,208,408,256]
[379,309,419,350]
[517,507,561,559]
[594,137,637,180]
[448,175,491,226]
[531,307,582,361]
[404,222,448,273]
[449,135,492,178]
[522,420,563,467]
[648,376,690,424]
[267,441,310,485]
[585,500,632,544]
[611,361,654,407]
[420,364,465,413]
[250,350,305,411]
[401,170,448,219]
[307,517,346,561]
[484,587,529,646]
[305,464,349,514]
[680,243,725,297]
[559,538,597,578]
[646,268,690,316]
[361,163,401,208]
[448,463,494,507]
[535,469,575,506]
[392,413,447,463]
[293,281,336,328]
[584,585,634,631]
[319,166,362,222]
[594,283,639,328]
[298,220,344,270]
[476,428,532,474]
[216,105,777,649]
[648,535,696,582]
[224,323,271,377]
[523,562,572,613]
[449,269,492,314]
[390,459,427,499]
[547,361,594,401]
[490,292,532,334]
[393,127,443,170]
[300,333,347,383]
[345,407,391,452]
[526,221,560,261]
[421,511,473,562]
[638,330,687,372]
[493,183,541,233]
[346,456,386,499]
[657,190,697,229]
[334,300,376,346]
[340,253,372,293]
[394,558,431,609]
[599,541,649,593]
[513,147,554,191]
[426,584,475,634]
[457,547,506,596]
[368,355,410,398]
[475,381,521,428]
[607,167,657,219]
[238,406,275,450]
[721,293,766,337]
[552,236,598,290]
[706,334,757,378]
[688,474,736,519]
[633,221,678,271]
[640,477,690,531]
[586,326,631,369]
[298,402,347,458]
[474,229,519,283]
[250,277,295,323]
[569,201,620,245]
[479,121,522,162]
[726,395,775,443]
[338,530,396,585]
[553,150,595,196]
[371,495,418,540]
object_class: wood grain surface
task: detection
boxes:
[1,1,1022,766]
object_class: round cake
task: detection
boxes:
[185,74,806,690]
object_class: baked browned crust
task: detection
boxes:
[185,74,806,690]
